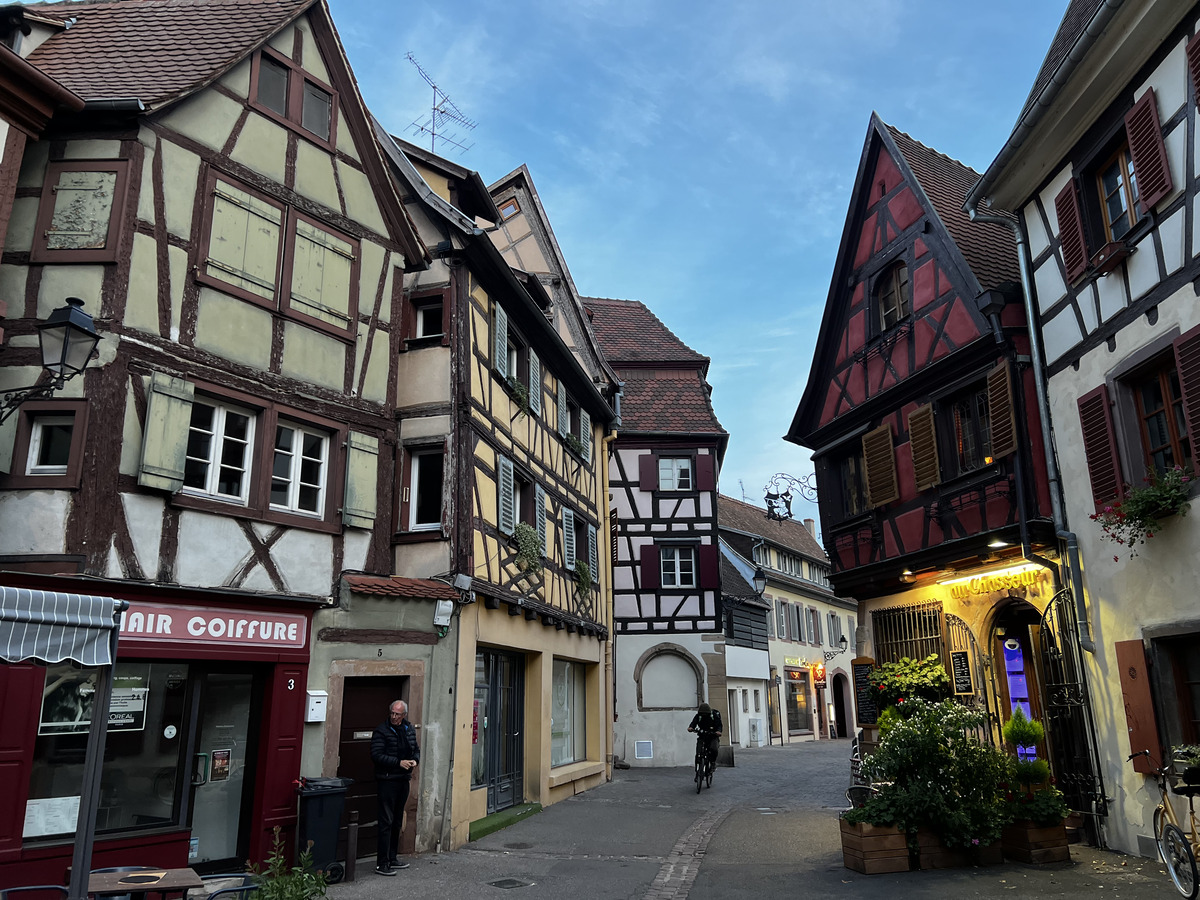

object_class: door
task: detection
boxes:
[832,674,848,739]
[727,690,739,745]
[189,671,256,870]
[337,677,412,859]
[476,651,524,815]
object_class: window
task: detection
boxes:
[417,301,443,338]
[497,455,547,547]
[1096,145,1139,241]
[876,262,910,330]
[31,160,131,263]
[1131,357,1192,475]
[493,301,543,416]
[872,600,943,664]
[251,47,338,146]
[403,289,450,348]
[270,420,328,515]
[949,387,993,476]
[785,668,811,733]
[198,173,359,337]
[498,198,520,220]
[408,449,444,530]
[658,457,692,491]
[551,659,586,767]
[184,399,254,504]
[807,607,822,645]
[557,380,591,462]
[27,416,74,476]
[837,452,866,518]
[753,690,761,713]
[5,401,89,489]
[661,546,696,589]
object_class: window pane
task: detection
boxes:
[413,451,444,527]
[417,303,443,337]
[32,417,73,471]
[46,170,118,251]
[302,81,332,140]
[257,55,289,116]
[551,659,585,767]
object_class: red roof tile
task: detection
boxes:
[343,574,459,600]
[717,494,827,562]
[25,0,311,108]
[618,369,725,435]
[586,296,709,366]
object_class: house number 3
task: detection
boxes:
[287,678,295,690]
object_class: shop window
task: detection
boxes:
[551,659,586,767]
[785,668,811,733]
[31,160,131,264]
[658,457,692,491]
[872,600,943,664]
[5,400,88,489]
[250,47,338,147]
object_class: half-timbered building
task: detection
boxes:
[967,0,1200,855]
[0,0,430,882]
[586,296,727,768]
[786,118,1092,789]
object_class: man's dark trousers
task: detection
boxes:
[376,777,410,867]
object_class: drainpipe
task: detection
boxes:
[964,203,1095,654]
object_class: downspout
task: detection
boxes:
[602,416,620,777]
[964,202,1094,654]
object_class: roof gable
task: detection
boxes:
[717,494,827,562]
[586,296,709,368]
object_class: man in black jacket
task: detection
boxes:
[371,699,420,875]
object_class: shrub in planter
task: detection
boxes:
[867,655,951,714]
[249,827,328,900]
[513,522,543,574]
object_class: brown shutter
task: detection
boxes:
[699,543,719,589]
[1189,33,1200,110]
[696,453,716,492]
[1054,180,1088,283]
[862,423,899,507]
[1077,385,1123,512]
[639,453,658,491]
[907,403,941,490]
[1125,87,1173,213]
[397,446,412,531]
[987,360,1019,459]
[1115,639,1161,774]
[1173,322,1200,453]
[640,544,660,590]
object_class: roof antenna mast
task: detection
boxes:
[405,53,476,155]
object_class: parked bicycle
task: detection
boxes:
[1129,748,1200,898]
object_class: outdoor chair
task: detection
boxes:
[195,874,255,900]
[0,887,68,900]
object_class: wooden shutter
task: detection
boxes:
[907,403,941,490]
[562,507,576,568]
[1115,639,1160,774]
[580,408,592,463]
[775,599,786,638]
[640,544,660,590]
[698,543,718,589]
[342,432,379,528]
[206,180,282,299]
[138,372,195,492]
[557,380,569,437]
[790,604,803,643]
[1054,180,1088,283]
[639,454,658,491]
[1077,384,1123,512]
[1189,33,1200,111]
[1173,322,1200,452]
[528,351,542,415]
[535,483,547,556]
[696,453,716,491]
[588,523,599,583]
[1125,87,1173,213]
[498,455,515,535]
[987,360,1019,459]
[493,302,508,379]
[862,423,899,506]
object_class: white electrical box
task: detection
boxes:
[305,690,328,723]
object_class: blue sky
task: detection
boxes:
[330,0,1066,527]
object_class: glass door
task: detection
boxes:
[189,672,256,869]
[476,651,524,815]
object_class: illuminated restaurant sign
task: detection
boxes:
[945,565,1046,599]
[118,601,307,648]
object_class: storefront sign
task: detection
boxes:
[784,657,801,667]
[946,565,1045,599]
[951,650,974,696]
[118,602,307,648]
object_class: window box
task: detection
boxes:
[1089,240,1133,276]
[4,400,89,489]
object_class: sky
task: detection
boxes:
[328,0,1067,529]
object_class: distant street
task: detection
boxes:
[328,739,1174,899]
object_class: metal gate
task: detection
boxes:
[1037,588,1107,839]
[946,613,993,742]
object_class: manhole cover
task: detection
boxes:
[488,878,532,889]
[504,842,533,849]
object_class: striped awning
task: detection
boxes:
[0,586,125,665]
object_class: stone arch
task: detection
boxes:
[633,642,704,711]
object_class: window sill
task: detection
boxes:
[171,492,341,535]
[547,759,605,787]
[394,529,446,544]
[403,335,447,351]
[3,474,81,490]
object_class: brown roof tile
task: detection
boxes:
[344,574,459,600]
[1017,0,1104,126]
[618,369,725,435]
[25,0,311,108]
[885,124,1020,292]
[717,494,827,562]
[586,296,708,366]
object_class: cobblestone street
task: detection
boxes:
[328,739,1174,899]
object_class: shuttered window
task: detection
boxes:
[1055,180,1088,283]
[1173,323,1200,461]
[494,303,509,380]
[557,380,570,437]
[206,181,283,300]
[1077,385,1123,512]
[862,423,899,506]
[588,523,599,583]
[288,219,355,330]
[580,409,592,463]
[907,403,941,490]
[498,455,516,535]
[1124,87,1173,213]
[987,360,1019,459]
[535,484,547,556]
[562,507,576,568]
[529,352,542,415]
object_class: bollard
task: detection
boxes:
[345,810,359,882]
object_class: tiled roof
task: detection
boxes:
[719,552,757,600]
[885,124,1020,292]
[1017,0,1104,125]
[343,574,459,600]
[618,369,725,435]
[25,0,311,108]
[717,494,827,562]
[586,296,708,366]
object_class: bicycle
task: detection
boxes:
[693,733,716,792]
[1129,749,1200,898]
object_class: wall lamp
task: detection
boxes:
[752,566,767,595]
[823,633,849,663]
[1,298,99,424]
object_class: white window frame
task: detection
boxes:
[408,448,444,530]
[660,546,696,589]
[415,299,443,338]
[657,457,693,491]
[26,415,75,475]
[269,420,328,516]
[183,399,255,504]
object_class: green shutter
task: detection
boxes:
[535,483,547,556]
[529,351,542,416]
[342,432,379,528]
[138,372,195,492]
[557,380,569,437]
[588,523,599,585]
[498,455,515,535]
[494,303,508,379]
[562,507,576,568]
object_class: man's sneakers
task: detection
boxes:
[375,865,396,876]
[389,859,411,870]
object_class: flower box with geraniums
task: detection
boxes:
[1089,465,1192,558]
[999,707,1070,864]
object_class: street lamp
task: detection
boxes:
[0,298,99,423]
[752,566,767,595]
[823,633,849,663]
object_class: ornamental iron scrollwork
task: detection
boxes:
[763,472,818,521]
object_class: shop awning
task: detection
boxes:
[0,586,125,665]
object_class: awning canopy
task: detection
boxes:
[0,586,125,665]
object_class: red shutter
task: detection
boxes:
[640,544,660,590]
[639,454,658,491]
[698,543,719,589]
[1125,87,1173,213]
[1173,322,1200,453]
[987,360,1019,459]
[1077,384,1123,512]
[695,453,716,492]
[1188,33,1200,111]
[1115,640,1160,774]
[1055,180,1088,283]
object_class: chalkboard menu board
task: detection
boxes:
[853,659,877,726]
[951,650,974,695]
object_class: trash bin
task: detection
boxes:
[297,776,352,884]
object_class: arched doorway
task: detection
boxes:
[990,601,1047,754]
[832,673,850,738]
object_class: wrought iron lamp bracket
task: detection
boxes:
[763,472,818,521]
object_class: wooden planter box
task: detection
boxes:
[840,819,911,874]
[915,828,1003,869]
[1002,820,1070,864]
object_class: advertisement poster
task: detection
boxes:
[210,749,231,782]
[39,664,149,735]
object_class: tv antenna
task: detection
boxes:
[406,53,476,155]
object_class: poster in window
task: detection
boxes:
[210,749,232,782]
[38,665,149,734]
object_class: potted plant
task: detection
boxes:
[512,522,542,574]
[1000,707,1070,864]
[1174,745,1200,785]
[573,559,593,594]
[509,378,530,417]
[867,654,951,712]
[1089,465,1192,557]
[248,826,329,900]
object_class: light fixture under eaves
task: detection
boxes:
[988,539,1011,549]
[898,569,916,584]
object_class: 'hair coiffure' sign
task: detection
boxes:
[118,601,307,648]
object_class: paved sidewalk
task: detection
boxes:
[328,739,1175,899]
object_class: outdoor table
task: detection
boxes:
[84,868,203,899]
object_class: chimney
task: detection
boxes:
[803,518,816,538]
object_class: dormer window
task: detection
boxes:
[876,262,910,331]
[251,47,338,148]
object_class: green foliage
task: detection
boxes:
[867,655,951,711]
[1089,465,1191,556]
[565,433,584,457]
[1001,706,1044,751]
[1174,745,1200,768]
[248,827,328,900]
[876,704,903,740]
[1011,757,1051,788]
[574,559,593,594]
[508,378,530,416]
[513,522,543,573]
[1003,782,1069,827]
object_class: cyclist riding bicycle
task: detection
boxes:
[687,701,722,768]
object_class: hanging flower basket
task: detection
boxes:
[1089,466,1192,558]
